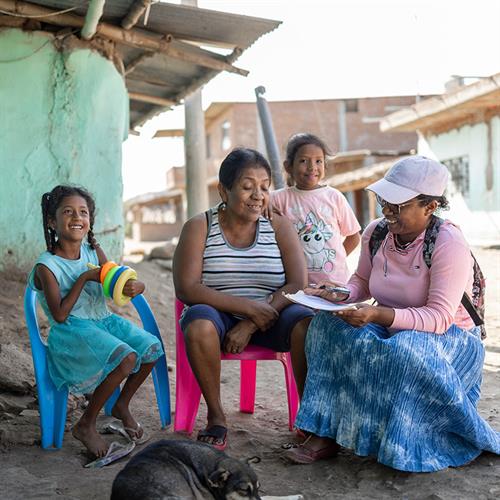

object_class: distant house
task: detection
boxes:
[129,95,424,240]
[381,74,500,244]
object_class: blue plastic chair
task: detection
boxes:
[24,287,171,449]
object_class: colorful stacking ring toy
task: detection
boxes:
[103,265,121,298]
[100,261,117,284]
[89,261,138,306]
[113,267,138,306]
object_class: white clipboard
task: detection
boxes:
[284,290,358,311]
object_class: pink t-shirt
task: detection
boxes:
[271,185,361,284]
[346,218,475,334]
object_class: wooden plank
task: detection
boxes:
[128,92,176,106]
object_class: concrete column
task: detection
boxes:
[182,0,209,218]
[337,100,348,152]
[184,90,209,218]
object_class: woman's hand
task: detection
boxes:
[304,280,349,302]
[123,279,146,298]
[335,304,395,328]
[223,320,257,354]
[245,301,279,331]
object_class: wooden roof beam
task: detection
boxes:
[121,0,152,30]
[124,52,155,75]
[128,92,176,107]
[130,47,244,129]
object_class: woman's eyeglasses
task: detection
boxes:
[375,195,418,215]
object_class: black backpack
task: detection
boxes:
[369,215,486,339]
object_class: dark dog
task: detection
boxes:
[111,439,261,500]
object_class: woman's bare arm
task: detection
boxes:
[268,214,308,312]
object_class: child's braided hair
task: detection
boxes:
[41,185,97,254]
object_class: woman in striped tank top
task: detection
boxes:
[173,148,314,450]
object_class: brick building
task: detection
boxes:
[127,96,424,240]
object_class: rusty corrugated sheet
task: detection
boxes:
[20,1,280,128]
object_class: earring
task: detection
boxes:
[220,201,227,211]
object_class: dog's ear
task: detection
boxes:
[207,468,231,489]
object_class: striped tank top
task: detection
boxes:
[202,206,286,302]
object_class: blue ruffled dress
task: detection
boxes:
[295,313,500,472]
[29,243,163,395]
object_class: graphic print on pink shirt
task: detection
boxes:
[271,185,361,284]
[296,212,336,273]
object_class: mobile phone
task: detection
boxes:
[323,286,350,296]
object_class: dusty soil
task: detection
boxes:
[0,247,499,499]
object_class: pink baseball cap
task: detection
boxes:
[366,155,450,204]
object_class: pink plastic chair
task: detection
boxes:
[174,299,299,433]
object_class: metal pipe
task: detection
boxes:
[81,0,106,40]
[255,86,285,189]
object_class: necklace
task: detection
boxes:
[394,234,413,250]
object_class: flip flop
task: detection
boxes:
[282,437,340,465]
[197,425,228,451]
[102,421,150,446]
[123,422,150,445]
[84,440,135,468]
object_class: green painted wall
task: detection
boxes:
[0,28,128,271]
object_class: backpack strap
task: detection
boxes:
[423,216,484,327]
[422,215,443,268]
[369,219,389,259]
[461,292,484,326]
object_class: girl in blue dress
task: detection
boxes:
[29,185,163,458]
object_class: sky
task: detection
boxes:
[122,0,500,200]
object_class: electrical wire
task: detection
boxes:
[0,29,78,63]
[0,5,81,19]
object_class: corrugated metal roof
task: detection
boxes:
[4,1,280,128]
[380,73,500,134]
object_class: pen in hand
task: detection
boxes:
[309,284,351,296]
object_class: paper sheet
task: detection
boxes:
[284,291,358,311]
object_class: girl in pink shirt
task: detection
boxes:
[271,133,361,285]
[285,156,499,471]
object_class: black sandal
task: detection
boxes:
[197,425,228,451]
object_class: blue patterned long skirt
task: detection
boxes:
[295,313,500,472]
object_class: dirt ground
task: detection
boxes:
[0,246,499,500]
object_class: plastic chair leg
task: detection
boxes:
[103,386,121,416]
[39,386,68,450]
[174,299,202,434]
[132,294,172,427]
[281,354,299,431]
[240,360,257,413]
[151,353,171,428]
[52,388,69,449]
[174,347,202,433]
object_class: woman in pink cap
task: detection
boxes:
[284,155,500,471]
